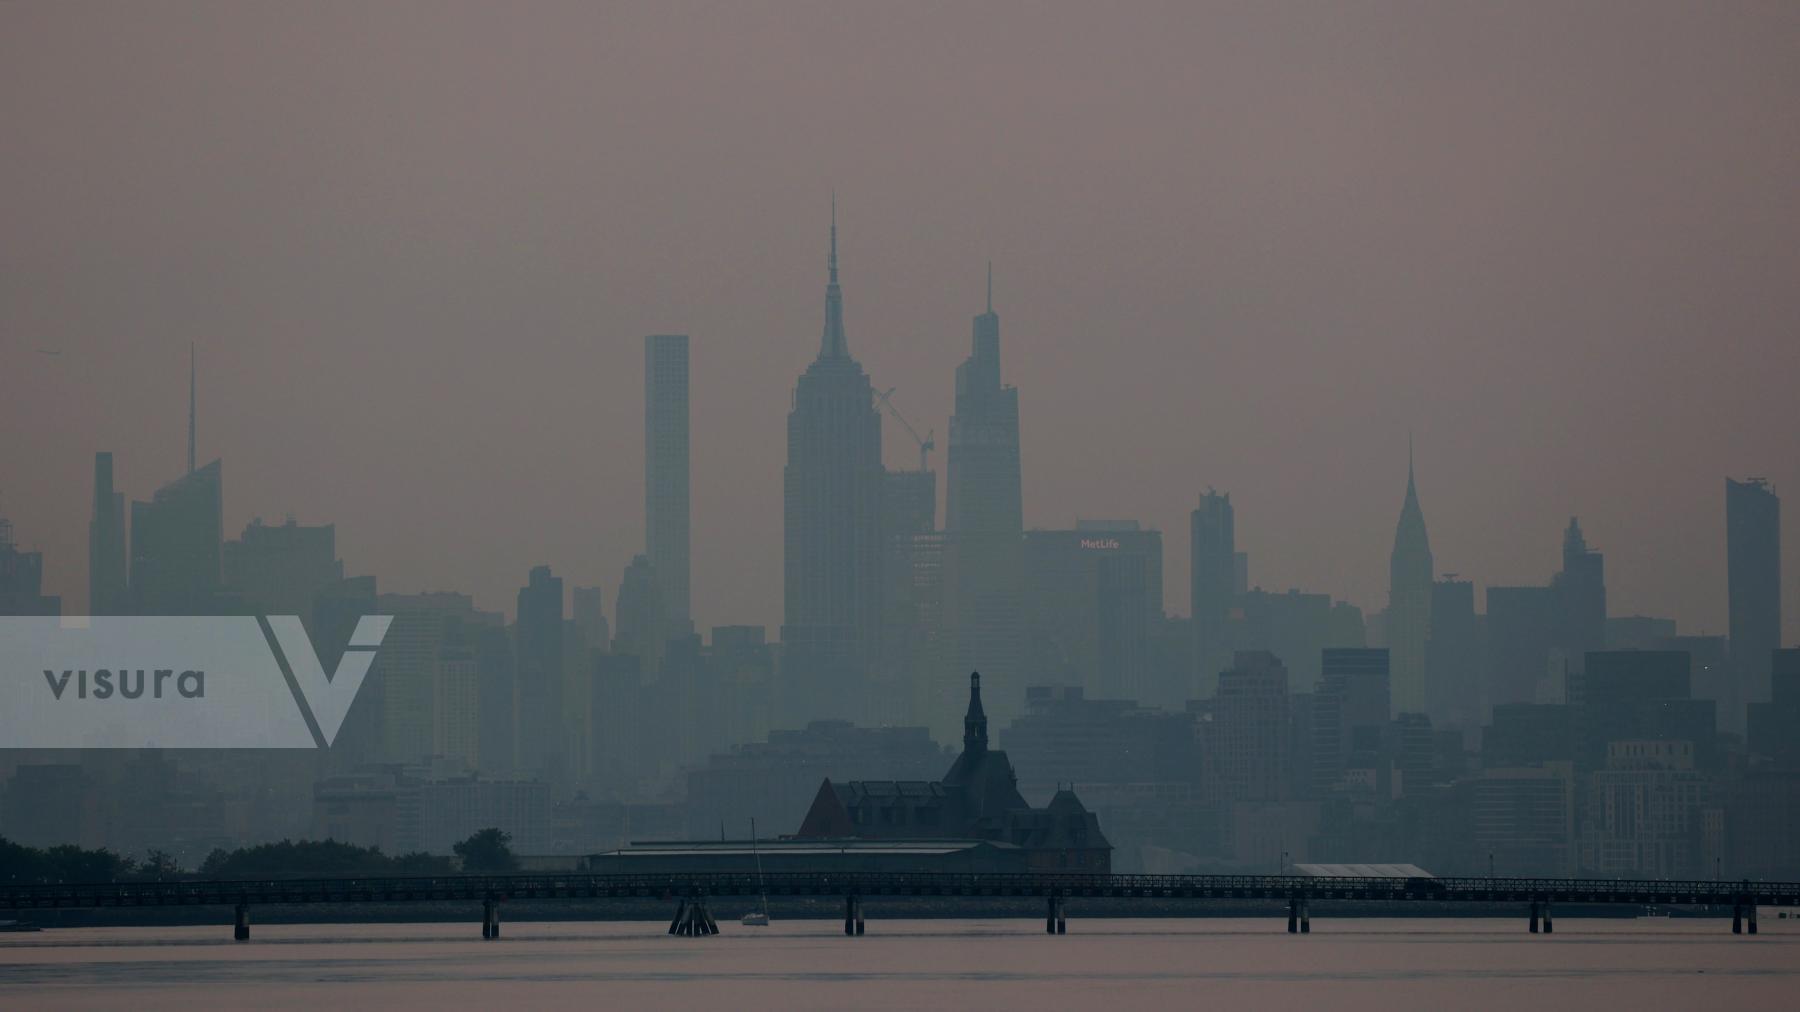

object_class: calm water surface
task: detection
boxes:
[1,917,1793,1010]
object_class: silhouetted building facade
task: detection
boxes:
[515,565,564,775]
[1203,651,1291,802]
[1552,518,1607,672]
[1726,477,1781,713]
[223,517,344,617]
[1022,522,1163,701]
[88,451,127,614]
[1425,576,1480,728]
[1486,584,1559,709]
[796,675,1113,872]
[0,512,59,616]
[782,203,884,722]
[945,268,1025,726]
[613,553,664,671]
[645,334,692,631]
[1747,648,1800,768]
[1191,490,1236,699]
[129,459,223,615]
[1388,448,1433,715]
[1312,648,1390,796]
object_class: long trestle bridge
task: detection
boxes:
[4,871,1794,940]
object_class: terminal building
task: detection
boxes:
[792,674,1112,872]
[589,675,1112,875]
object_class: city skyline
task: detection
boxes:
[7,5,1800,1004]
[3,3,1797,641]
[2,273,1790,645]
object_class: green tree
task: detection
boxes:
[141,849,180,880]
[453,828,518,872]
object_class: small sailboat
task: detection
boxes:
[742,817,771,926]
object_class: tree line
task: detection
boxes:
[0,829,518,883]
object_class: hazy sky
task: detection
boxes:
[3,1,1795,641]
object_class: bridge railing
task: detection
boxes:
[3,871,1797,909]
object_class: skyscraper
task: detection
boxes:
[781,199,884,721]
[1191,489,1235,697]
[944,265,1025,721]
[222,517,344,617]
[645,334,691,632]
[129,460,222,615]
[878,467,940,726]
[1552,517,1606,670]
[1387,443,1433,715]
[1727,477,1781,710]
[0,510,60,616]
[88,451,127,615]
[1020,523,1163,699]
[1312,647,1391,796]
[128,347,221,616]
[613,553,664,669]
[1206,650,1290,802]
[514,564,564,774]
[1425,575,1480,727]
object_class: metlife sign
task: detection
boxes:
[0,615,390,748]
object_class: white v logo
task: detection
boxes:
[264,615,392,746]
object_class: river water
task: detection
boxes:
[1,916,1793,1010]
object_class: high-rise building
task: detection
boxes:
[369,591,496,766]
[945,266,1025,718]
[222,517,344,617]
[1746,648,1800,767]
[1577,649,1716,773]
[1021,523,1163,700]
[1387,444,1433,716]
[1312,648,1390,795]
[1204,651,1290,803]
[515,565,564,774]
[645,334,691,631]
[1552,517,1606,671]
[710,625,776,750]
[1191,490,1235,699]
[1425,576,1480,727]
[1726,477,1781,711]
[613,553,665,669]
[0,511,60,616]
[1581,740,1708,879]
[1486,584,1560,709]
[129,459,223,615]
[781,200,884,722]
[1236,587,1357,691]
[571,585,609,655]
[128,347,221,616]
[878,468,941,725]
[88,452,127,615]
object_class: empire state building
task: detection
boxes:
[782,200,884,721]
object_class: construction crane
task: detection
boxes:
[875,386,934,472]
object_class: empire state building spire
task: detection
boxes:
[819,194,848,359]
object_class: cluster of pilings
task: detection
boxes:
[1528,899,1554,933]
[843,895,866,936]
[1045,894,1067,934]
[1286,896,1311,933]
[481,897,502,939]
[1732,901,1759,935]
[669,897,718,937]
